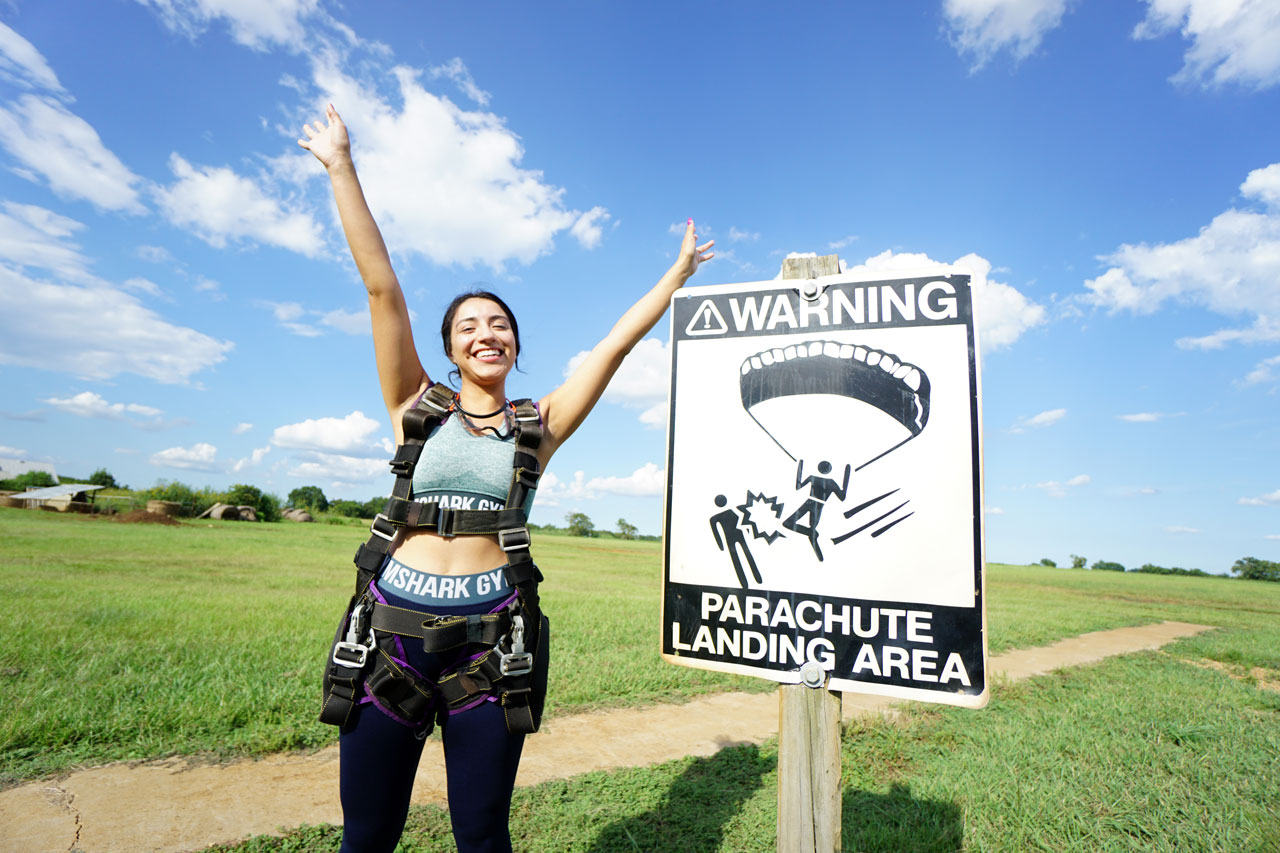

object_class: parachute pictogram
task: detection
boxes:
[739,340,930,471]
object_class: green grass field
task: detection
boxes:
[3,507,1278,850]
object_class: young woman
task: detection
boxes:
[300,105,712,853]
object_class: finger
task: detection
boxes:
[297,139,309,149]
[700,251,716,262]
[696,239,715,253]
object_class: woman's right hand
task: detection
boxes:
[298,104,351,170]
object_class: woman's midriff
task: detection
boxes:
[389,528,508,575]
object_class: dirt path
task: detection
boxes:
[1,620,1212,853]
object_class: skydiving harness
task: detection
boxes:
[320,383,549,736]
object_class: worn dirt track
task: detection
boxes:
[1,620,1212,853]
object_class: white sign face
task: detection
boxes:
[661,271,988,708]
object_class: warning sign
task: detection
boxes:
[661,271,988,707]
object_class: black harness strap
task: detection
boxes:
[320,384,549,734]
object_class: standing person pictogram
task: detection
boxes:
[710,494,762,587]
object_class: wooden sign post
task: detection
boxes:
[777,254,843,853]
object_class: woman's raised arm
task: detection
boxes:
[538,220,713,462]
[300,105,428,417]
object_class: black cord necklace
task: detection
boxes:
[453,397,507,419]
[454,396,512,438]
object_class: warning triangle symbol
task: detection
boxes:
[685,299,728,336]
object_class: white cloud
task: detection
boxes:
[943,0,1071,69]
[134,0,321,51]
[1134,0,1280,90]
[155,154,324,256]
[233,422,254,434]
[985,506,1004,515]
[1164,525,1200,534]
[428,57,491,106]
[271,410,386,456]
[1264,534,1280,541]
[306,59,605,271]
[0,266,233,383]
[231,445,271,473]
[1120,486,1159,496]
[844,249,1045,351]
[137,244,176,264]
[565,337,669,428]
[1012,408,1066,432]
[1118,411,1185,422]
[1035,473,1090,497]
[1243,354,1280,385]
[320,307,371,335]
[0,202,94,282]
[0,21,65,93]
[585,462,665,497]
[150,442,219,472]
[0,95,145,213]
[286,451,388,483]
[729,227,761,242]
[0,444,27,456]
[1239,488,1280,506]
[570,207,611,250]
[43,391,163,421]
[1086,162,1280,352]
[537,463,665,504]
[828,235,858,249]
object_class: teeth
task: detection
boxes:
[737,341,925,394]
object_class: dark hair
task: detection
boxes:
[440,290,522,384]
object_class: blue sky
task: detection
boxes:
[0,0,1277,573]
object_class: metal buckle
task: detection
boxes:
[369,513,396,542]
[434,506,455,537]
[514,407,540,423]
[498,527,530,552]
[332,641,370,669]
[498,651,533,677]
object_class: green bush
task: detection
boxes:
[223,483,282,522]
[1091,560,1125,572]
[88,468,118,488]
[140,480,223,517]
[1133,563,1212,577]
[566,511,596,537]
[1038,558,1057,568]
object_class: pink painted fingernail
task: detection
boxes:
[687,218,693,225]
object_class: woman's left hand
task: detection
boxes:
[674,219,715,283]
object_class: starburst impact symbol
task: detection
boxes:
[737,492,785,543]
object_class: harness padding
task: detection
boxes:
[320,384,548,735]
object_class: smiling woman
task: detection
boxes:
[298,104,713,853]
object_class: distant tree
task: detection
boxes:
[565,512,596,537]
[1091,560,1126,572]
[616,518,638,540]
[224,483,282,522]
[88,468,118,488]
[288,485,329,512]
[1133,563,1211,577]
[1069,554,1087,569]
[12,471,56,489]
[1231,557,1280,583]
[1038,558,1057,568]
[329,499,365,518]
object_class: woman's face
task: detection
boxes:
[449,297,517,386]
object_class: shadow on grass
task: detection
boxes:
[585,743,771,852]
[843,781,963,853]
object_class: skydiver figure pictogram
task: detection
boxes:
[782,459,850,561]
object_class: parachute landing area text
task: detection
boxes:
[663,584,983,696]
[678,275,970,342]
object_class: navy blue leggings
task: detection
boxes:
[338,593,526,853]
